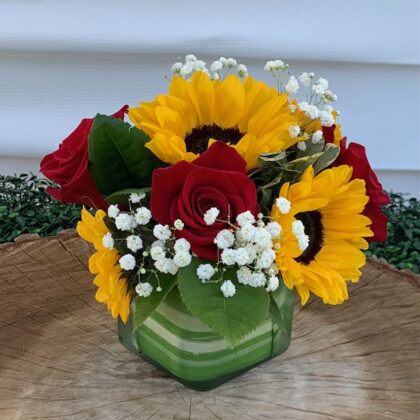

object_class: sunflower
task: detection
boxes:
[128,71,299,170]
[271,165,373,305]
[77,208,131,322]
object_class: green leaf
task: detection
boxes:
[88,115,165,196]
[177,258,270,347]
[106,187,151,206]
[313,143,340,173]
[132,272,177,330]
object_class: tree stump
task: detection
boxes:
[0,231,419,419]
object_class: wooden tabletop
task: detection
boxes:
[1,231,419,420]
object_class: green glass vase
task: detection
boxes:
[118,282,295,391]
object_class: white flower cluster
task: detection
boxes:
[171,54,248,81]
[262,58,338,130]
[196,211,283,298]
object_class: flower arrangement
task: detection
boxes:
[41,55,389,370]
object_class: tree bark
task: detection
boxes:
[0,231,419,419]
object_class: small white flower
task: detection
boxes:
[185,54,197,62]
[234,248,250,266]
[151,240,165,249]
[126,235,143,252]
[210,60,223,72]
[319,111,334,127]
[174,238,191,253]
[237,266,252,285]
[322,90,337,102]
[174,219,184,230]
[102,232,114,249]
[171,62,183,74]
[265,222,282,239]
[288,125,300,138]
[297,235,310,252]
[276,197,291,214]
[244,244,258,264]
[311,130,323,144]
[136,282,153,298]
[153,224,171,241]
[292,220,305,236]
[292,220,310,252]
[285,76,299,94]
[196,264,215,282]
[221,249,237,266]
[215,229,235,249]
[306,105,320,120]
[107,204,120,219]
[266,276,279,292]
[298,72,312,87]
[219,56,227,65]
[298,101,309,112]
[204,207,220,225]
[225,57,237,68]
[115,213,136,231]
[194,59,207,70]
[173,251,192,268]
[312,83,326,95]
[119,254,136,271]
[211,72,220,80]
[236,224,257,243]
[253,228,273,249]
[256,249,276,270]
[150,245,165,261]
[236,211,256,227]
[135,207,152,225]
[264,60,274,71]
[129,192,145,203]
[297,141,307,151]
[324,105,334,113]
[316,77,329,90]
[154,257,176,274]
[180,62,194,79]
[237,64,248,77]
[220,280,236,298]
[249,272,266,288]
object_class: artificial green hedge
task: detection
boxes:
[0,174,81,243]
[0,174,419,274]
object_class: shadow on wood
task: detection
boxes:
[0,231,419,419]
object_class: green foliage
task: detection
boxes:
[253,141,340,213]
[177,257,270,347]
[88,114,165,196]
[0,174,81,243]
[366,192,420,273]
[132,272,177,330]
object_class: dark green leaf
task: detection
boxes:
[177,257,270,347]
[88,114,165,196]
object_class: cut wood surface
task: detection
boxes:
[0,231,419,420]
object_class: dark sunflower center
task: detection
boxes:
[185,124,244,154]
[295,210,324,265]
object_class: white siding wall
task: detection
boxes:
[0,0,419,196]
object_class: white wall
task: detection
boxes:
[0,0,419,197]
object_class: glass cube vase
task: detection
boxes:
[118,282,295,391]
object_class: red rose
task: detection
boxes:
[335,139,390,242]
[40,105,128,209]
[322,125,336,143]
[151,141,258,260]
